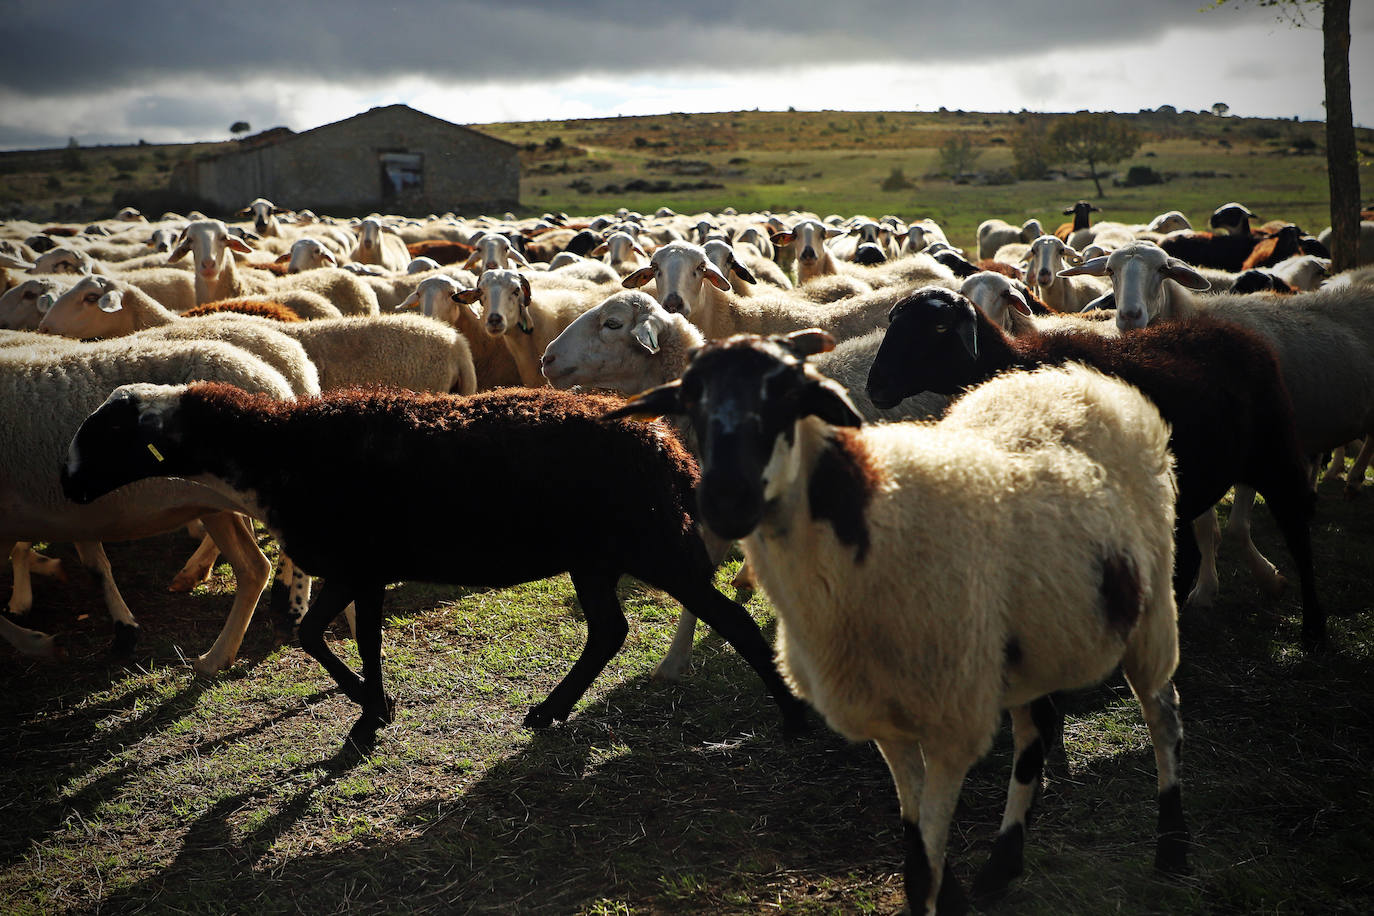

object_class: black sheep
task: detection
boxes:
[62,384,809,746]
[865,286,1325,647]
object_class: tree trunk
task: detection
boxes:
[1089,159,1104,198]
[1324,0,1360,272]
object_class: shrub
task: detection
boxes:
[881,167,914,191]
[1122,165,1164,187]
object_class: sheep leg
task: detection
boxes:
[346,583,394,748]
[1175,514,1206,612]
[297,577,366,701]
[670,579,810,737]
[72,541,140,656]
[652,612,697,682]
[268,554,308,636]
[7,542,67,616]
[524,570,628,728]
[191,511,272,675]
[1,613,57,658]
[876,740,969,916]
[1126,674,1189,875]
[169,532,221,592]
[1226,486,1286,596]
[1344,437,1372,501]
[1184,509,1222,611]
[1252,468,1325,649]
[972,696,1058,901]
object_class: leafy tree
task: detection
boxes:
[1211,102,1230,117]
[1011,119,1052,180]
[1212,0,1359,270]
[937,134,981,182]
[1047,113,1140,198]
[230,120,251,136]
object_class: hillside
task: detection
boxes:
[2,108,1369,252]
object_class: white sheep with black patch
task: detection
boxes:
[609,332,1186,916]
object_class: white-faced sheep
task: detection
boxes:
[395,275,522,389]
[1,337,293,667]
[350,217,412,272]
[237,198,288,237]
[62,382,810,748]
[169,219,379,316]
[977,217,1044,261]
[866,286,1324,646]
[1022,236,1112,312]
[1063,240,1374,601]
[452,269,597,386]
[607,331,1186,916]
[0,276,72,330]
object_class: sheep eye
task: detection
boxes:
[935,323,948,333]
[84,294,99,304]
[604,318,623,330]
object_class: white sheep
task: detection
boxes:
[1,336,292,668]
[462,232,531,273]
[702,238,792,295]
[1022,236,1112,312]
[0,276,72,330]
[589,231,649,277]
[394,275,522,389]
[608,333,1186,915]
[30,247,198,314]
[350,217,412,272]
[237,197,287,237]
[452,269,595,387]
[977,217,1044,261]
[168,220,379,316]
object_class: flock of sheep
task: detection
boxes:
[4,196,1374,915]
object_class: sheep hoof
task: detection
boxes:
[1155,830,1191,876]
[192,653,228,677]
[972,824,1024,902]
[167,569,209,593]
[522,705,561,728]
[110,621,140,656]
[650,658,689,682]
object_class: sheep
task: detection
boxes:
[1270,254,1333,291]
[607,331,1186,915]
[622,241,942,342]
[1062,240,1374,593]
[452,269,596,387]
[959,271,1059,335]
[237,197,287,237]
[62,382,810,748]
[977,217,1044,261]
[462,232,532,273]
[898,218,952,256]
[1316,220,1374,266]
[1241,224,1330,271]
[30,247,199,313]
[1054,200,1100,243]
[1146,210,1192,234]
[702,238,792,295]
[589,231,649,277]
[181,299,306,322]
[770,218,844,283]
[404,239,476,266]
[395,275,522,389]
[1,337,292,668]
[1158,202,1270,272]
[866,286,1324,644]
[0,276,73,330]
[37,275,322,399]
[1021,236,1112,312]
[1229,269,1296,295]
[350,217,412,272]
[168,219,379,316]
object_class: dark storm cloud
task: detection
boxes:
[2,0,1221,95]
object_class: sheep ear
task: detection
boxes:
[273,253,290,264]
[604,379,684,421]
[631,314,662,354]
[451,288,482,305]
[1058,255,1109,278]
[509,247,531,268]
[622,266,656,289]
[227,235,254,255]
[770,230,794,246]
[1003,288,1032,317]
[703,261,732,291]
[97,290,124,313]
[1081,290,1115,312]
[461,249,481,271]
[632,241,648,257]
[589,242,608,257]
[517,275,534,333]
[730,259,757,285]
[0,252,34,269]
[168,236,192,262]
[236,207,251,217]
[1063,247,1084,266]
[801,377,863,428]
[396,291,420,311]
[322,249,337,266]
[1163,258,1211,291]
[776,328,835,360]
[956,317,978,358]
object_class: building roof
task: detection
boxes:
[198,104,518,162]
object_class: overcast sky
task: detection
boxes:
[2,0,1370,150]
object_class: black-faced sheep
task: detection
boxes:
[608,331,1186,915]
[865,286,1324,646]
[62,384,809,748]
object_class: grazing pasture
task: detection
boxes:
[1,475,1372,914]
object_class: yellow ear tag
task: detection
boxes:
[146,443,165,463]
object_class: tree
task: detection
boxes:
[1212,0,1360,271]
[230,120,251,136]
[937,134,981,182]
[1211,102,1230,117]
[1011,118,1052,180]
[1046,113,1140,198]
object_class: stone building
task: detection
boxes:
[173,105,519,215]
